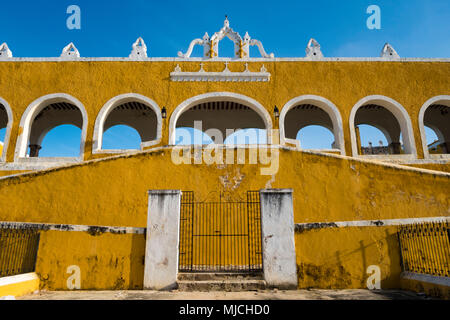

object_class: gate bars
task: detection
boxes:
[398,221,449,278]
[179,191,263,273]
[0,226,40,277]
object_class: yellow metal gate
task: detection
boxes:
[178,191,263,273]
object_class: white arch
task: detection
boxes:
[279,95,346,155]
[93,93,162,153]
[418,95,450,159]
[169,92,273,145]
[349,95,417,158]
[0,97,13,162]
[14,93,88,161]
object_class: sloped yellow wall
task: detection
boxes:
[0,148,448,290]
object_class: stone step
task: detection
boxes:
[177,279,267,292]
[178,272,263,281]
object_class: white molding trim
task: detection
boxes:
[349,95,417,158]
[279,95,346,155]
[401,272,450,287]
[92,93,162,153]
[418,95,450,160]
[0,97,13,162]
[0,221,145,235]
[295,216,450,231]
[0,272,38,287]
[170,63,271,82]
[14,93,88,162]
[168,92,273,145]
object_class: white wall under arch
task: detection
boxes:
[349,95,417,158]
[418,95,450,159]
[14,93,88,161]
[279,95,346,155]
[0,97,13,162]
[93,93,163,153]
[169,92,273,145]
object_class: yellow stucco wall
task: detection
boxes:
[35,230,145,290]
[0,61,449,163]
[0,148,448,290]
[296,226,402,289]
[0,148,448,227]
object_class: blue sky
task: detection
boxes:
[0,0,448,155]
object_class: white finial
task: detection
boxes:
[60,42,80,59]
[305,38,323,59]
[129,37,147,59]
[0,43,12,58]
[224,15,229,28]
[381,43,400,59]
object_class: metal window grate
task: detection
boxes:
[0,226,41,277]
[398,221,449,278]
[179,191,263,273]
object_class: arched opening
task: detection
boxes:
[38,124,82,157]
[419,97,450,157]
[224,129,267,145]
[0,98,12,162]
[350,96,416,157]
[296,125,335,150]
[354,105,404,155]
[15,94,88,160]
[93,94,162,153]
[356,124,391,155]
[175,127,214,145]
[26,101,84,158]
[102,125,142,150]
[280,96,345,154]
[170,92,272,146]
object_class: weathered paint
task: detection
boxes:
[35,230,145,290]
[260,189,297,289]
[144,190,181,290]
[295,226,403,289]
[0,147,447,289]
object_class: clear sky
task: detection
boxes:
[0,0,448,155]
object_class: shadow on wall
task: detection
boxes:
[295,227,402,289]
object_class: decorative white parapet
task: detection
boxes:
[0,43,13,59]
[381,43,400,59]
[60,42,80,59]
[305,38,323,59]
[178,17,274,60]
[129,37,147,59]
[170,62,271,82]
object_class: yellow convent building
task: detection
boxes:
[0,19,448,296]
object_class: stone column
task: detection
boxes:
[28,144,41,157]
[259,189,297,289]
[389,142,402,154]
[144,190,181,290]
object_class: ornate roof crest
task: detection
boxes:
[178,17,274,59]
[129,37,147,59]
[381,43,400,59]
[60,42,80,59]
[0,43,13,59]
[170,62,270,82]
[305,38,323,59]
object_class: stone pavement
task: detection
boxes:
[19,289,432,300]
